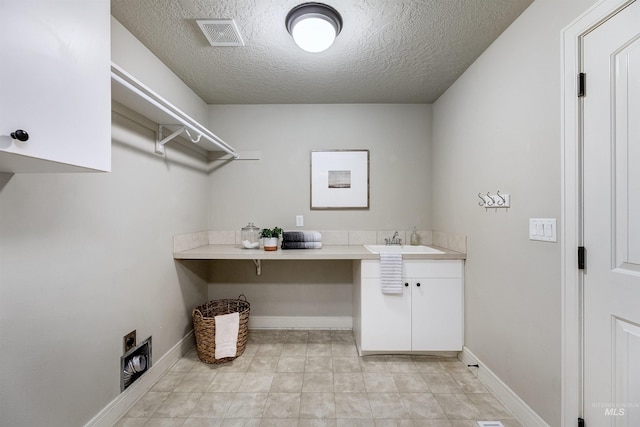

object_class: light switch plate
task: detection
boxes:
[296,215,304,227]
[529,218,557,242]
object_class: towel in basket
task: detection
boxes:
[192,295,250,363]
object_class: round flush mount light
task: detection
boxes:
[286,2,342,53]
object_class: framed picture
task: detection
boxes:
[310,150,370,209]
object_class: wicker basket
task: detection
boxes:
[192,295,250,364]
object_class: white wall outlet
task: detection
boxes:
[529,218,557,242]
[296,215,304,227]
[123,330,136,353]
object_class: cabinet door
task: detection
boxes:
[411,278,463,351]
[0,0,111,172]
[360,277,411,351]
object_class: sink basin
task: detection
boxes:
[364,244,445,254]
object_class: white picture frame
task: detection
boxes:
[310,150,370,209]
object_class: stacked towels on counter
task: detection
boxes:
[281,231,322,249]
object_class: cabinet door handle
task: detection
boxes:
[404,282,409,287]
[416,282,421,287]
[11,129,29,141]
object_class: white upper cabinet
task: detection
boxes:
[0,0,111,173]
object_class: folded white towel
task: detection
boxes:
[380,252,403,294]
[214,312,239,359]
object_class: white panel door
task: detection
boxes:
[582,1,640,424]
[360,278,411,351]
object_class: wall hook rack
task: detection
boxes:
[478,191,511,208]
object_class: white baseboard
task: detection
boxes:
[248,316,352,330]
[84,330,195,427]
[459,347,549,427]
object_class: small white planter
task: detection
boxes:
[263,237,279,251]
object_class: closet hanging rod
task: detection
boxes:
[111,63,239,159]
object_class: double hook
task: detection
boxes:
[184,129,202,144]
[478,191,507,207]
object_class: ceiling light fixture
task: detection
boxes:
[286,2,342,53]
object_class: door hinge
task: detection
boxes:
[578,73,586,97]
[578,417,584,427]
[578,246,586,270]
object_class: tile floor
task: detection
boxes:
[115,330,522,427]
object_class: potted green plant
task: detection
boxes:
[260,227,283,251]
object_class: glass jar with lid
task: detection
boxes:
[241,222,260,249]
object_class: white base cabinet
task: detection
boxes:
[353,259,463,354]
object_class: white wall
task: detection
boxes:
[431,0,598,425]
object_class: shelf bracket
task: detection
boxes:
[253,259,262,276]
[156,125,185,155]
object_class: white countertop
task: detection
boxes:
[173,244,466,261]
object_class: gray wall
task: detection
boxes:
[208,260,354,321]
[0,17,214,427]
[0,2,608,423]
[431,0,598,425]
[111,17,209,123]
[207,104,433,232]
[205,104,433,319]
[0,114,210,427]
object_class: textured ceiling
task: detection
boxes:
[111,0,533,104]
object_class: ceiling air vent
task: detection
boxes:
[196,19,244,47]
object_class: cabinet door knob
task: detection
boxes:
[404,282,409,287]
[416,282,421,287]
[10,129,29,142]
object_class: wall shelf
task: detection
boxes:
[111,63,238,158]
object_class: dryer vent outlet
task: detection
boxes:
[121,336,152,392]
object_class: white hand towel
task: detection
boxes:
[380,252,403,294]
[214,311,239,359]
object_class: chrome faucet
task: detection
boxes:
[384,231,402,245]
